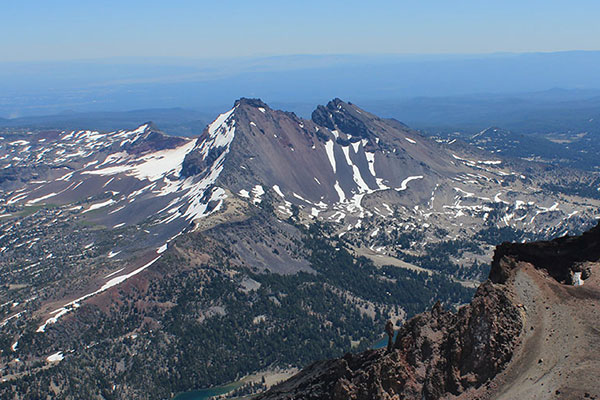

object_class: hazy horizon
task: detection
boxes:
[1,51,600,120]
[4,1,600,62]
[3,2,599,126]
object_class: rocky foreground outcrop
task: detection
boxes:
[257,224,600,400]
[491,222,600,284]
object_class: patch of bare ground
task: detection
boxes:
[354,245,431,274]
[191,191,251,232]
[459,261,600,400]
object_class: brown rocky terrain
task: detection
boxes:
[257,224,600,400]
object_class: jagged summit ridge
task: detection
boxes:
[123,121,187,154]
[311,98,378,140]
[178,97,594,247]
[181,97,442,220]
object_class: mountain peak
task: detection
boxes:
[124,121,186,154]
[320,98,359,116]
[327,97,346,107]
[311,98,373,139]
[143,121,160,131]
[234,97,270,110]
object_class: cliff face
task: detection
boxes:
[258,223,600,400]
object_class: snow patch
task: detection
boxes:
[84,139,197,182]
[46,352,64,363]
[567,211,579,219]
[480,160,502,165]
[342,146,370,192]
[272,185,284,198]
[494,192,509,204]
[83,199,116,213]
[365,152,376,176]
[26,192,59,205]
[37,256,161,333]
[334,181,346,202]
[324,140,336,173]
[251,185,265,205]
[9,140,29,146]
[454,187,474,198]
[105,268,125,278]
[573,271,584,286]
[396,176,423,191]
[107,250,121,259]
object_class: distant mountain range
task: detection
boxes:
[0,108,210,137]
[2,51,600,119]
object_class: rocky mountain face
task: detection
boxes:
[0,99,599,399]
[177,98,599,268]
[2,98,598,260]
[257,224,600,400]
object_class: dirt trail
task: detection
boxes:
[470,262,600,400]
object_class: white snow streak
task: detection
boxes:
[342,146,370,192]
[334,181,346,202]
[26,192,59,205]
[107,250,121,259]
[325,140,336,173]
[272,185,285,198]
[365,152,376,176]
[37,256,161,333]
[252,185,265,205]
[396,176,423,191]
[83,199,116,213]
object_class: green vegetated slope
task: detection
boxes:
[0,207,473,399]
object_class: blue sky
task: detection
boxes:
[2,0,599,61]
